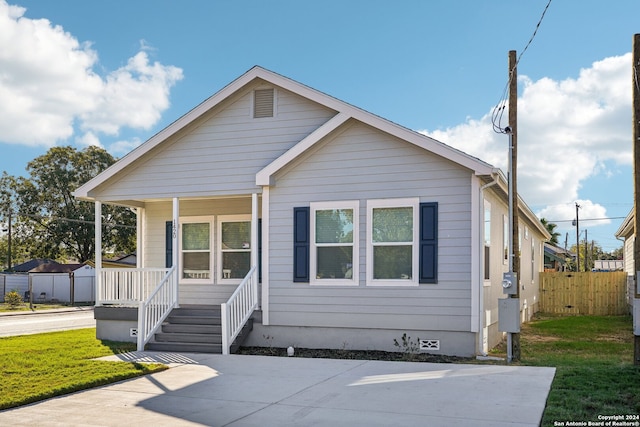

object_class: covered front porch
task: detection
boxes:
[93,194,261,354]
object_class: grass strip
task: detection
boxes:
[0,328,166,410]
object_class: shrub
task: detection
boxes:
[4,290,23,308]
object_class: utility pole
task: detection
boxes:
[7,211,11,271]
[584,229,588,272]
[575,203,580,272]
[632,33,640,365]
[508,50,521,361]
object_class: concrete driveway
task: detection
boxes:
[0,351,555,427]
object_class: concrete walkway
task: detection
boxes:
[0,352,555,427]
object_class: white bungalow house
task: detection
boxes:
[75,66,550,357]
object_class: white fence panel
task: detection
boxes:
[0,274,29,301]
[31,273,95,303]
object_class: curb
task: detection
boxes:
[0,306,94,317]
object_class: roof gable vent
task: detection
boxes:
[253,88,275,118]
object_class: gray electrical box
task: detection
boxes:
[498,298,520,333]
[502,272,518,295]
[634,299,640,336]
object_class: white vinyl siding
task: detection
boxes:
[91,85,335,201]
[267,121,473,332]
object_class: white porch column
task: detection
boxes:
[251,193,258,269]
[136,207,145,268]
[251,193,259,308]
[261,187,270,325]
[172,197,180,306]
[95,201,102,306]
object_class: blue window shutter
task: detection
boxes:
[165,221,173,268]
[293,207,310,282]
[419,202,438,283]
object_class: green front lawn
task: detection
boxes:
[0,328,166,410]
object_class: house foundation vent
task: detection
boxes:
[420,339,440,351]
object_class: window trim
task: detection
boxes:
[180,215,215,285]
[310,201,359,286]
[366,198,419,287]
[217,214,252,284]
[483,200,491,282]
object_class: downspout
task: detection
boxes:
[477,174,499,356]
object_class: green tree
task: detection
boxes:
[10,146,135,262]
[540,218,560,246]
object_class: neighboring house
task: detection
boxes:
[616,210,635,277]
[86,254,137,269]
[615,210,637,307]
[543,243,573,271]
[592,259,624,272]
[28,263,96,303]
[1,260,95,303]
[75,66,550,357]
[9,258,61,273]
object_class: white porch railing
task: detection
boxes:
[221,265,259,355]
[98,268,171,305]
[137,266,178,351]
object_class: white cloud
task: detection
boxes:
[0,0,183,147]
[421,53,632,228]
[107,137,144,156]
[537,200,610,230]
[76,131,102,148]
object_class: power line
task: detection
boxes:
[492,0,553,134]
[2,211,136,229]
[545,216,627,223]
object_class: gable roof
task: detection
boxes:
[615,209,633,239]
[75,66,497,199]
[30,263,85,273]
[10,259,61,273]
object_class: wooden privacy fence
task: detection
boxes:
[540,271,628,315]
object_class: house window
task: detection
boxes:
[531,238,536,284]
[253,88,275,118]
[181,217,214,281]
[218,215,251,281]
[484,201,491,281]
[367,198,419,286]
[310,201,358,285]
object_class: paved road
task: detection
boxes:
[0,307,95,337]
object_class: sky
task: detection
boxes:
[0,0,638,252]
